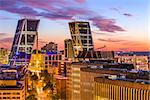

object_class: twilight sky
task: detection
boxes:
[0,0,149,51]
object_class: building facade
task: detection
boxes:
[0,48,9,64]
[0,80,25,100]
[64,39,74,60]
[55,75,67,99]
[0,65,26,100]
[66,61,147,100]
[66,63,88,100]
[29,51,64,75]
[45,52,64,74]
[94,77,150,100]
[115,52,150,70]
[10,18,40,66]
[69,21,94,57]
[41,42,58,53]
[116,55,149,70]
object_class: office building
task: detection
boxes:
[77,51,114,61]
[41,42,58,53]
[55,75,67,99]
[66,62,86,100]
[0,48,9,64]
[94,76,150,100]
[45,51,64,74]
[66,61,135,100]
[0,65,26,100]
[69,21,94,57]
[28,51,64,74]
[9,18,40,66]
[64,39,74,60]
[115,51,150,70]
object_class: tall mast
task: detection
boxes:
[36,31,38,54]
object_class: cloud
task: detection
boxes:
[123,13,133,17]
[0,37,13,49]
[0,0,89,20]
[118,48,129,51]
[74,0,86,3]
[0,16,17,20]
[0,0,125,33]
[0,33,8,37]
[121,41,141,46]
[0,37,13,42]
[110,8,120,13]
[110,7,133,17]
[38,39,48,44]
[92,31,114,36]
[98,38,125,42]
[90,17,125,32]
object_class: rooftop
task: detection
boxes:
[77,51,114,59]
[94,76,150,90]
[81,65,149,80]
[116,51,150,56]
[0,82,24,90]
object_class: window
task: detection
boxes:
[16,20,23,33]
[12,97,16,99]
[3,93,6,95]
[16,93,20,95]
[78,24,88,28]
[20,34,25,45]
[18,47,25,52]
[27,20,39,31]
[27,34,35,44]
[79,29,87,33]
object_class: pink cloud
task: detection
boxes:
[0,0,125,33]
[90,17,125,32]
[0,37,13,50]
[74,0,86,3]
[98,38,125,42]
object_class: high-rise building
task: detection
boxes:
[0,48,9,64]
[41,42,58,53]
[69,21,94,57]
[55,75,67,99]
[9,18,40,66]
[66,62,86,100]
[64,39,74,60]
[77,51,114,62]
[66,61,135,100]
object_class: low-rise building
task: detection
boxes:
[115,51,150,70]
[0,65,26,100]
[41,42,57,53]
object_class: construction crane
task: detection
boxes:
[95,45,106,50]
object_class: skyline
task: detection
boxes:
[0,0,149,51]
